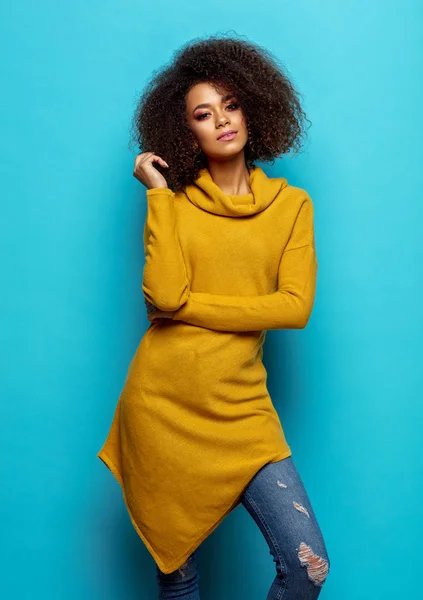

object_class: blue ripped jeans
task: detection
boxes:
[156,455,331,599]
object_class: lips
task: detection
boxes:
[217,130,237,140]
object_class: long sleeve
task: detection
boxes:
[142,188,190,311]
[171,195,318,332]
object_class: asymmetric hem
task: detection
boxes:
[97,447,292,574]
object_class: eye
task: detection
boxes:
[194,102,240,121]
[195,112,210,121]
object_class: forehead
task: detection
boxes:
[185,82,235,106]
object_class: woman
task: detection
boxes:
[97,35,331,598]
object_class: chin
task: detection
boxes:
[214,140,247,153]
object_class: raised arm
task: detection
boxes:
[171,195,318,331]
[142,188,190,311]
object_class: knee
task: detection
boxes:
[297,542,330,587]
[177,557,191,578]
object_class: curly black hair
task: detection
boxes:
[129,33,311,193]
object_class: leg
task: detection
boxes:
[241,456,331,599]
[156,547,201,599]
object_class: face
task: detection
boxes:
[185,82,249,162]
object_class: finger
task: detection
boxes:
[150,154,169,168]
[150,317,164,325]
[135,152,154,168]
[145,301,159,315]
[135,152,152,165]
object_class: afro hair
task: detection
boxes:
[130,33,311,192]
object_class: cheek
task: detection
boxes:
[195,122,218,144]
[237,112,248,130]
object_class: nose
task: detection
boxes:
[216,112,230,128]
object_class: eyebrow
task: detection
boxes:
[192,93,236,114]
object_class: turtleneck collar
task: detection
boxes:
[184,166,288,217]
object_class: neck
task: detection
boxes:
[206,154,252,196]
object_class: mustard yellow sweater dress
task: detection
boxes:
[97,165,318,574]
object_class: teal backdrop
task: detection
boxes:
[1,1,422,598]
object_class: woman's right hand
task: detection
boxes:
[133,152,170,190]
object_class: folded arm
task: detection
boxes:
[171,195,318,332]
[142,188,190,311]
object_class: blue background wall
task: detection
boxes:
[1,1,422,598]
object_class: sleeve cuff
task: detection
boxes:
[146,188,173,197]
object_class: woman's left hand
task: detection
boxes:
[145,296,175,322]
[148,309,175,322]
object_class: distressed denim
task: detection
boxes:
[156,455,331,599]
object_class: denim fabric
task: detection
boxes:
[156,455,330,599]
